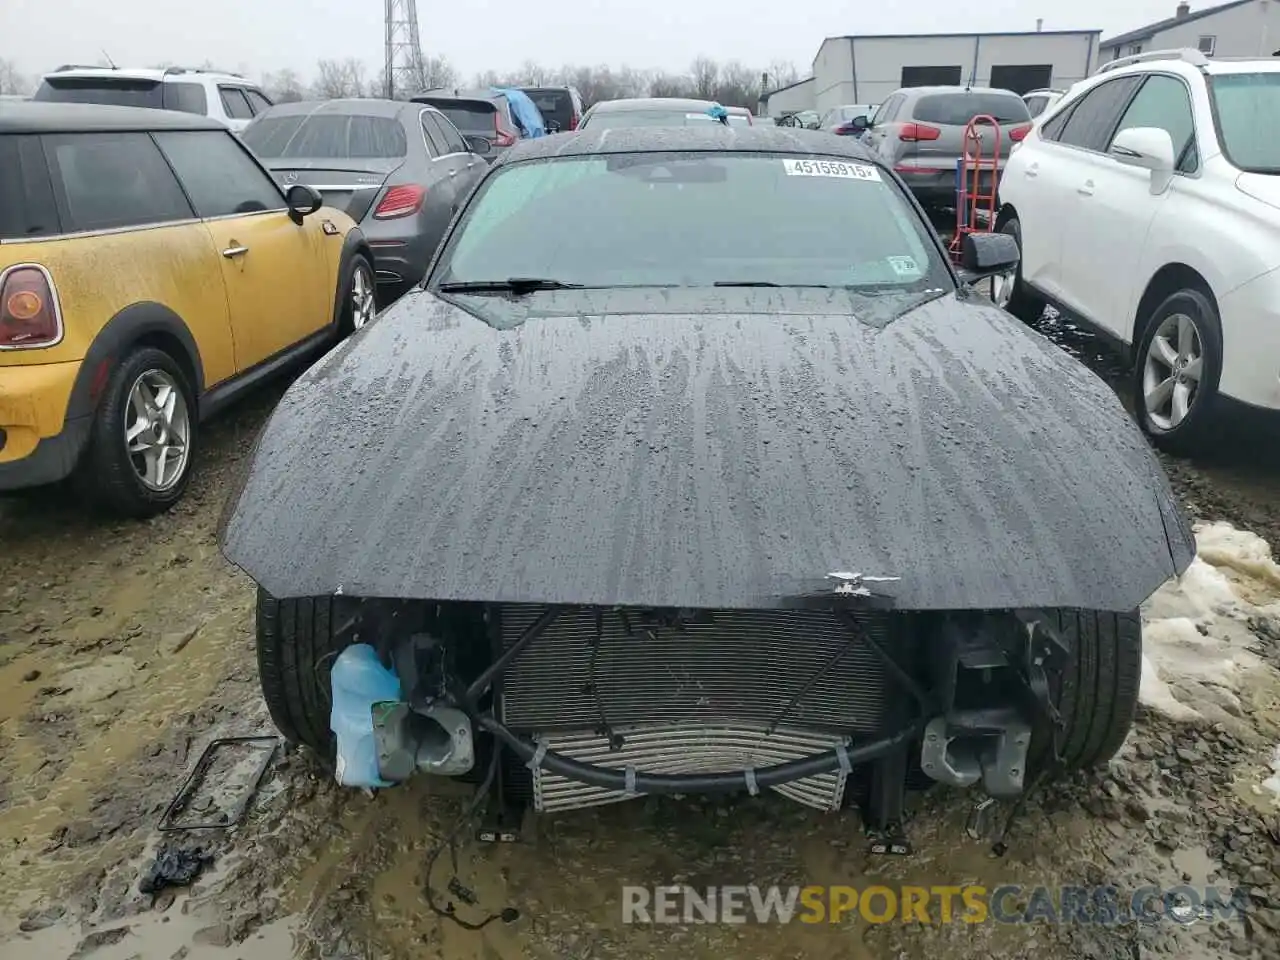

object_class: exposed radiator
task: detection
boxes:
[530,726,853,813]
[498,605,896,734]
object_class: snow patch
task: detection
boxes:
[1262,745,1280,801]
[1140,521,1279,721]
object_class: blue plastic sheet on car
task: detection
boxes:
[491,87,547,139]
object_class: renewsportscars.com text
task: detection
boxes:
[621,884,1250,925]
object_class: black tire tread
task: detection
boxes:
[257,590,346,758]
[1042,608,1142,771]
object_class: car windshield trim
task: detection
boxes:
[427,151,954,303]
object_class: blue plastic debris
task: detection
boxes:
[706,104,730,125]
[330,643,401,788]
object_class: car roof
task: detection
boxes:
[0,99,226,134]
[498,125,879,164]
[255,98,420,119]
[590,97,718,112]
[42,66,248,83]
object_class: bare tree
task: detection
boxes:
[648,72,690,99]
[312,58,368,99]
[0,58,31,95]
[765,60,801,91]
[515,59,554,86]
[689,56,719,99]
[295,57,788,110]
[715,60,759,108]
[414,53,457,93]
[262,68,305,102]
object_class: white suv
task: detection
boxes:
[32,66,274,134]
[996,48,1280,454]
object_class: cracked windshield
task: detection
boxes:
[2,1,1280,959]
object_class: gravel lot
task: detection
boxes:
[1,315,1278,960]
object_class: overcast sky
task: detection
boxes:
[3,0,1203,83]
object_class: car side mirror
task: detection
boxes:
[545,119,562,133]
[1109,126,1176,194]
[958,231,1020,283]
[464,135,492,155]
[850,115,869,131]
[286,183,323,225]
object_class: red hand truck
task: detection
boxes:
[947,114,1002,265]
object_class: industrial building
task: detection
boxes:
[1100,0,1280,61]
[760,28,1102,119]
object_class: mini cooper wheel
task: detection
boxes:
[339,255,376,337]
[77,347,197,518]
[1133,288,1223,456]
[993,216,1045,324]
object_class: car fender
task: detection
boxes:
[68,302,204,422]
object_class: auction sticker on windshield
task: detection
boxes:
[782,158,881,181]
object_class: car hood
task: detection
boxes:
[219,289,1194,611]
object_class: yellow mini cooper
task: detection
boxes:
[0,100,377,517]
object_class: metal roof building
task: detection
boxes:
[811,29,1102,115]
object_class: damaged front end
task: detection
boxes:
[332,596,1078,847]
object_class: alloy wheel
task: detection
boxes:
[125,369,191,492]
[1142,312,1203,431]
[351,264,376,331]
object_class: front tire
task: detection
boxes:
[1035,608,1142,774]
[1132,288,1222,456]
[75,347,197,518]
[256,590,346,759]
[992,216,1045,324]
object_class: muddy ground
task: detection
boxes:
[2,317,1280,960]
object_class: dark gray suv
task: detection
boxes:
[411,90,528,163]
[856,86,1032,208]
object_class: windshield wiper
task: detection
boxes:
[711,281,850,288]
[437,277,585,295]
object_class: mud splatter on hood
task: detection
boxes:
[220,287,1194,610]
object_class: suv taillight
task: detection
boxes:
[493,112,516,146]
[1008,124,1032,142]
[0,266,61,349]
[373,185,426,220]
[898,122,941,142]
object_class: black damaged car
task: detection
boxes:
[219,126,1195,847]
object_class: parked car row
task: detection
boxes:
[0,84,769,516]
